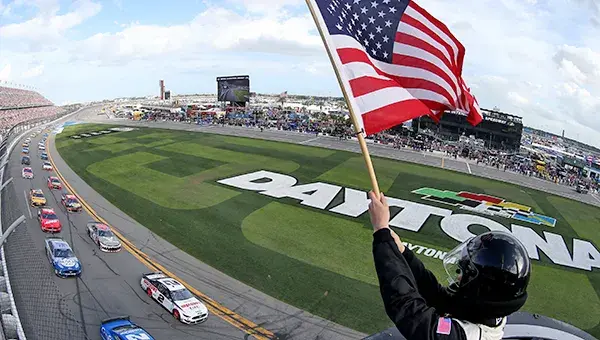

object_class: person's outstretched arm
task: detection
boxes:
[369,192,467,340]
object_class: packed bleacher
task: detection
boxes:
[0,86,65,135]
[0,86,53,109]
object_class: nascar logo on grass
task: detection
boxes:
[218,170,600,272]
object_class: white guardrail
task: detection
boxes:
[0,107,85,340]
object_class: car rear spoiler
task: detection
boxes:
[101,315,130,324]
[45,236,64,241]
[143,272,166,279]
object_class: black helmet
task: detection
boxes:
[443,231,531,302]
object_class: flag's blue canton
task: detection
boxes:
[314,0,409,63]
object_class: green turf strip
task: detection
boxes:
[214,135,335,158]
[86,136,127,145]
[56,124,600,337]
[547,195,600,246]
[86,151,240,210]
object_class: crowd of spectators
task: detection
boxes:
[125,106,599,194]
[0,86,53,108]
[0,86,64,136]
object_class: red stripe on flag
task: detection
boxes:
[395,31,455,75]
[391,53,458,94]
[362,99,431,135]
[348,76,398,97]
[338,48,457,106]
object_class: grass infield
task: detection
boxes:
[56,124,600,336]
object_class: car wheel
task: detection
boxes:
[147,288,152,297]
[173,309,180,321]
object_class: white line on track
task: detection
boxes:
[23,190,32,219]
[465,161,472,174]
[299,136,321,145]
[591,192,600,204]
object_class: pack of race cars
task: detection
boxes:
[18,130,209,338]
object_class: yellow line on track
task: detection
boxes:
[46,137,275,340]
[441,157,445,168]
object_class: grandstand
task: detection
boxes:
[0,86,64,134]
[412,108,524,151]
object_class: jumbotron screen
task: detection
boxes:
[217,75,250,103]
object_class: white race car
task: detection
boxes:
[39,144,46,151]
[140,272,209,324]
[42,161,53,171]
[22,167,34,179]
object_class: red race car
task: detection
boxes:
[47,176,62,190]
[37,208,61,233]
[61,193,82,212]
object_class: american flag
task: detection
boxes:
[309,0,482,135]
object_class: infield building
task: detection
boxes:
[412,108,523,151]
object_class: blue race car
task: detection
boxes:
[40,152,48,160]
[100,316,154,340]
[45,237,82,277]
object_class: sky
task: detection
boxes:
[0,0,599,147]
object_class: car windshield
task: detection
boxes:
[24,169,32,173]
[42,212,57,219]
[33,192,44,198]
[54,248,74,258]
[97,229,113,237]
[51,179,60,184]
[112,324,139,334]
[171,289,194,301]
[67,198,78,204]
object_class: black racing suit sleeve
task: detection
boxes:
[373,228,467,340]
[402,246,453,313]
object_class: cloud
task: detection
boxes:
[72,6,321,65]
[21,64,44,78]
[0,0,101,51]
[0,64,11,80]
[507,92,529,106]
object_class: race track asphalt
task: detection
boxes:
[6,123,259,340]
[3,107,367,340]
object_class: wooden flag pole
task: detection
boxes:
[305,0,381,198]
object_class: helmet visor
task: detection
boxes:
[443,238,478,292]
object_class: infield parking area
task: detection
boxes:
[55,119,600,338]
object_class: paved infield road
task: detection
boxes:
[16,107,366,340]
[7,124,258,339]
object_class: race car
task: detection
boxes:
[37,207,61,232]
[22,141,29,147]
[47,176,62,190]
[21,156,30,165]
[140,272,209,324]
[100,316,155,340]
[24,137,31,143]
[45,237,81,277]
[38,144,45,151]
[61,193,82,212]
[40,152,48,160]
[30,189,46,206]
[42,161,53,171]
[22,167,34,179]
[21,147,29,154]
[87,222,122,252]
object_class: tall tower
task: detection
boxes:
[159,80,165,100]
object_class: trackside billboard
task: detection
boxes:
[218,170,600,272]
